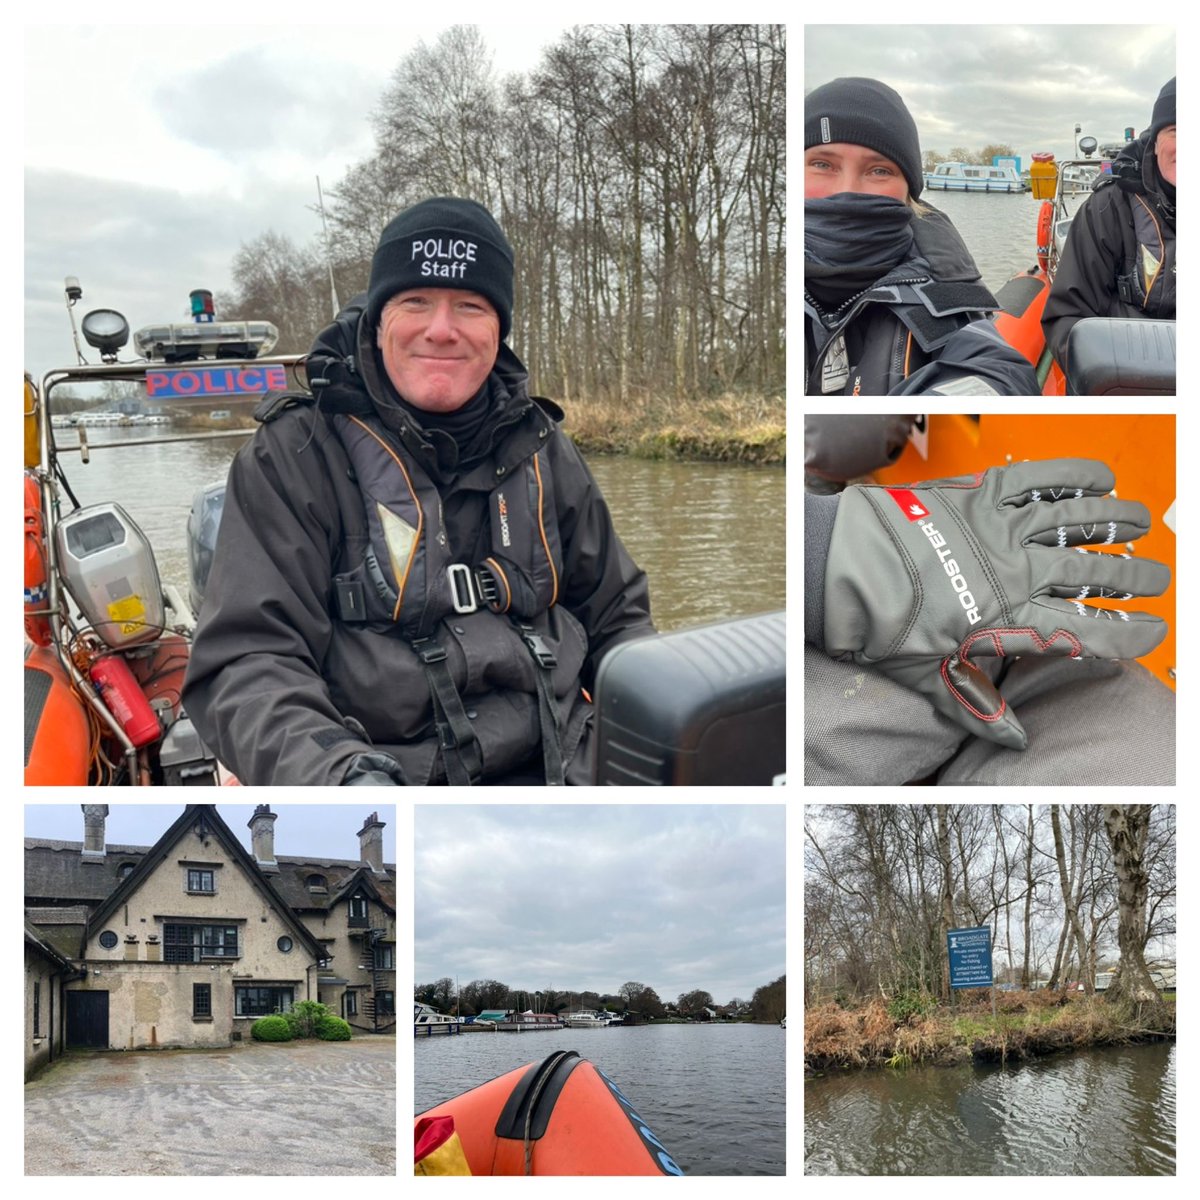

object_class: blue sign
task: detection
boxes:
[947,925,993,988]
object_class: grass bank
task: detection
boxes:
[804,990,1176,1074]
[562,392,785,465]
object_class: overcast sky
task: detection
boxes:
[805,24,1175,166]
[24,804,397,865]
[23,21,571,382]
[415,805,785,1005]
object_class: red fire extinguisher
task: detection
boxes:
[90,655,161,747]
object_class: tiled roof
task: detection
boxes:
[25,839,395,916]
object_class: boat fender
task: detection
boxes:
[495,1050,583,1140]
[1036,201,1054,274]
[414,1115,473,1175]
[24,473,52,647]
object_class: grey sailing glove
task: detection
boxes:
[824,458,1170,750]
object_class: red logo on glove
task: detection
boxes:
[885,487,930,522]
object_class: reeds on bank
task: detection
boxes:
[804,990,1176,1073]
[561,392,785,465]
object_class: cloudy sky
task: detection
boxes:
[414,805,786,1005]
[23,22,571,381]
[805,24,1175,166]
[24,804,398,864]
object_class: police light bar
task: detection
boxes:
[132,320,279,363]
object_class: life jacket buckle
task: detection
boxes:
[447,563,478,614]
[518,626,558,670]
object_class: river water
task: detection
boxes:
[50,426,784,631]
[921,189,1094,294]
[805,1042,1175,1176]
[415,1022,785,1175]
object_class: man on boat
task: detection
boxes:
[183,197,654,785]
[804,77,1038,396]
[1042,77,1175,373]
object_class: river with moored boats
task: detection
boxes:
[415,1021,786,1175]
[50,426,784,632]
[806,1041,1175,1175]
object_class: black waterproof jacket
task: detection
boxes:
[805,206,1039,396]
[182,312,654,785]
[1042,133,1176,370]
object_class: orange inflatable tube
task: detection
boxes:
[25,642,90,785]
[415,1050,683,1175]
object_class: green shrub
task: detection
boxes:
[887,990,936,1024]
[251,1015,293,1042]
[284,999,334,1039]
[316,1014,352,1041]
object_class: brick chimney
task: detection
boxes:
[247,805,278,873]
[357,812,386,875]
[81,804,109,858]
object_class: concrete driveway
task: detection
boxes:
[25,1036,395,1175]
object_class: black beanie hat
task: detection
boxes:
[367,197,514,340]
[1150,77,1176,140]
[805,77,924,199]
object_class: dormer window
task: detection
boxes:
[118,862,135,879]
[307,874,328,893]
[349,894,368,927]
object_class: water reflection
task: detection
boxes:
[805,1043,1175,1175]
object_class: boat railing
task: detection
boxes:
[30,353,310,782]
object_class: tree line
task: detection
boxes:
[220,24,785,405]
[414,974,785,1022]
[805,805,1173,1009]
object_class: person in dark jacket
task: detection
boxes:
[183,197,654,786]
[805,77,1039,396]
[1042,77,1176,374]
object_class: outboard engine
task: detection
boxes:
[187,482,227,617]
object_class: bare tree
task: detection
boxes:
[1103,806,1161,1005]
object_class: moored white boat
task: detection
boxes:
[923,160,1026,193]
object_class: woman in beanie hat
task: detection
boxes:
[1042,77,1176,373]
[805,77,1038,396]
[184,196,654,786]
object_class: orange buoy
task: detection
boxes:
[24,473,52,647]
[1036,200,1054,274]
[25,642,90,785]
[416,1051,683,1175]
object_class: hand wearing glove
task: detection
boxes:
[824,458,1170,750]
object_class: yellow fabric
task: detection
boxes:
[414,1130,472,1176]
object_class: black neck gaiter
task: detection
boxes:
[805,192,917,307]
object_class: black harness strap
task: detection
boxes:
[515,622,565,787]
[411,636,483,786]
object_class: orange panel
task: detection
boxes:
[872,414,1176,691]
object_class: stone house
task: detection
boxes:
[24,804,395,1078]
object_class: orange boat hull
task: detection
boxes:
[25,642,90,785]
[416,1052,682,1175]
